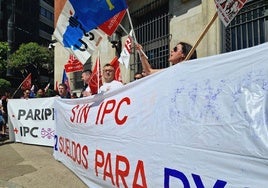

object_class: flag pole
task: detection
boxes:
[11,73,31,98]
[119,24,129,35]
[126,9,148,59]
[11,81,24,98]
[97,50,100,93]
[126,9,137,43]
[185,11,218,61]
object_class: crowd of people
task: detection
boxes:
[0,40,196,141]
[13,40,197,100]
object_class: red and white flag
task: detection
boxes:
[64,54,84,73]
[89,53,102,94]
[214,0,248,26]
[21,73,32,90]
[98,10,127,36]
[110,56,122,82]
[118,30,133,69]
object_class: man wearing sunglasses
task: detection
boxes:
[136,42,197,75]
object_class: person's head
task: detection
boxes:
[134,72,143,80]
[102,64,115,83]
[71,92,78,98]
[81,69,92,84]
[58,83,68,97]
[36,88,45,97]
[169,42,197,65]
[23,89,31,99]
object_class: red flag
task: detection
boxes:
[64,54,84,73]
[110,56,122,82]
[98,10,126,36]
[89,55,102,94]
[21,73,32,90]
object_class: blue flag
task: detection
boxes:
[62,0,127,50]
[68,0,127,32]
[54,0,125,64]
[62,69,70,92]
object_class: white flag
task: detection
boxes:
[118,30,133,68]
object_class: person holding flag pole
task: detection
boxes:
[11,73,32,98]
[134,0,247,75]
[123,9,197,75]
[125,7,197,75]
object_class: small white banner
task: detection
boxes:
[8,97,56,147]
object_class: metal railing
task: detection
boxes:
[130,12,171,80]
[224,0,268,52]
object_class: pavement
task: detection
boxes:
[0,138,88,188]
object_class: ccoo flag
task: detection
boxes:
[118,30,133,69]
[110,56,122,82]
[89,54,102,95]
[21,73,32,91]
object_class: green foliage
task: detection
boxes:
[0,42,9,73]
[0,78,11,94]
[9,42,54,71]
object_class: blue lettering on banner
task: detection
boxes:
[54,135,58,151]
[164,168,227,188]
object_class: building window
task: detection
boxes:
[130,0,170,77]
[224,0,268,52]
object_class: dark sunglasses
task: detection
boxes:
[103,69,114,72]
[173,46,178,52]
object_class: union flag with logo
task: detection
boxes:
[21,73,32,91]
[89,55,102,94]
[110,56,122,82]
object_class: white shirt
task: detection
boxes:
[99,80,123,93]
[82,85,92,97]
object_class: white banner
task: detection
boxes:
[53,42,268,187]
[8,97,56,147]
